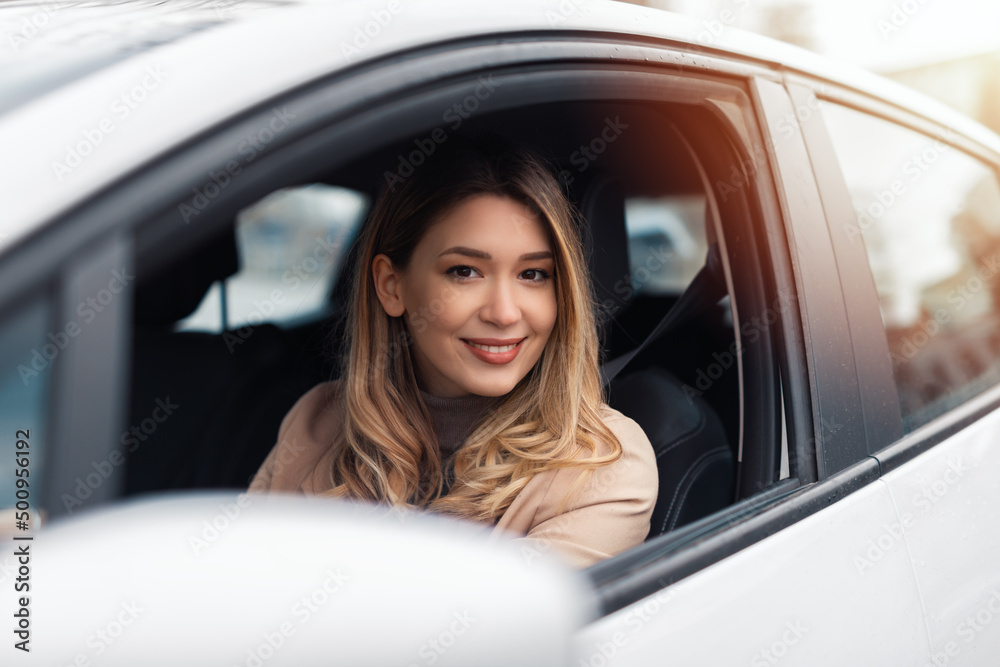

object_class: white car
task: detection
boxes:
[2,1,999,665]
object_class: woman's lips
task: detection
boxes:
[461,338,525,365]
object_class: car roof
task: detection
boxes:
[2,0,999,255]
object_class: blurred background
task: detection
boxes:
[615,0,1000,136]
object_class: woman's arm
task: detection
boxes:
[247,381,341,493]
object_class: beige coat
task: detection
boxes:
[248,381,658,568]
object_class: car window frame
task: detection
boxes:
[7,32,830,611]
[0,228,134,517]
[136,40,804,604]
[796,74,1000,475]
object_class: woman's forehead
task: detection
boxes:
[421,195,553,255]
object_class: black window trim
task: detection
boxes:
[588,459,880,615]
[794,74,1000,475]
[750,76,870,477]
[786,81,905,455]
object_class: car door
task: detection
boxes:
[574,72,934,667]
[803,77,1000,666]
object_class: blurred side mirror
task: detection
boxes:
[18,493,596,666]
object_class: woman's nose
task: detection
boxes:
[479,280,521,328]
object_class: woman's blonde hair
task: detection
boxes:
[322,136,622,523]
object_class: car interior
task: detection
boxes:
[123,95,779,544]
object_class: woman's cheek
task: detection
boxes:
[539,288,558,334]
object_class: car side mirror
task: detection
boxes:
[20,493,596,666]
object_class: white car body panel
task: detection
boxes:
[2,0,999,254]
[573,480,929,666]
[880,402,1000,666]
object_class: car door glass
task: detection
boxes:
[0,295,52,524]
[178,184,368,331]
[823,102,1000,431]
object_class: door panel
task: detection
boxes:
[880,406,1000,666]
[574,480,928,666]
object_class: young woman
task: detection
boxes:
[249,137,657,568]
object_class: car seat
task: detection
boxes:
[575,170,735,537]
[127,226,317,494]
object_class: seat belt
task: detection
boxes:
[600,242,727,387]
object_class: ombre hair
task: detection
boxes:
[321,136,622,523]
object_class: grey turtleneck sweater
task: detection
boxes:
[417,388,499,495]
[418,388,499,458]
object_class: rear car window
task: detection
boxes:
[178,184,368,332]
[823,102,1000,431]
[624,194,708,296]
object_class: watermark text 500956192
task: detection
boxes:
[13,429,34,652]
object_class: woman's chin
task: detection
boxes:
[460,374,523,398]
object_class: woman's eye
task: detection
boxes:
[520,269,550,283]
[447,265,479,280]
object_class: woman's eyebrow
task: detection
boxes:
[439,246,553,261]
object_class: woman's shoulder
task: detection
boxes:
[547,403,658,499]
[277,379,345,444]
[248,380,345,492]
[595,403,656,460]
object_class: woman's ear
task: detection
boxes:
[372,254,406,317]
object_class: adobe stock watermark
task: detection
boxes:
[557,116,629,188]
[281,233,347,292]
[750,620,808,667]
[178,106,297,224]
[844,128,955,244]
[51,66,169,181]
[247,432,313,491]
[681,289,796,401]
[544,0,590,27]
[696,0,752,46]
[225,230,351,353]
[383,75,501,191]
[212,0,241,19]
[406,610,476,667]
[365,283,461,377]
[592,243,673,326]
[877,0,931,41]
[4,2,61,51]
[50,600,145,666]
[715,92,826,203]
[61,397,180,514]
[578,583,676,667]
[222,289,288,353]
[854,457,968,575]
[923,589,1000,667]
[17,265,135,385]
[189,493,255,556]
[339,0,404,62]
[889,252,1000,368]
[519,437,651,566]
[201,436,314,554]
[233,568,351,667]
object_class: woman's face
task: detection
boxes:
[373,194,558,397]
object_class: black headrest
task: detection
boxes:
[135,227,240,326]
[575,171,631,327]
